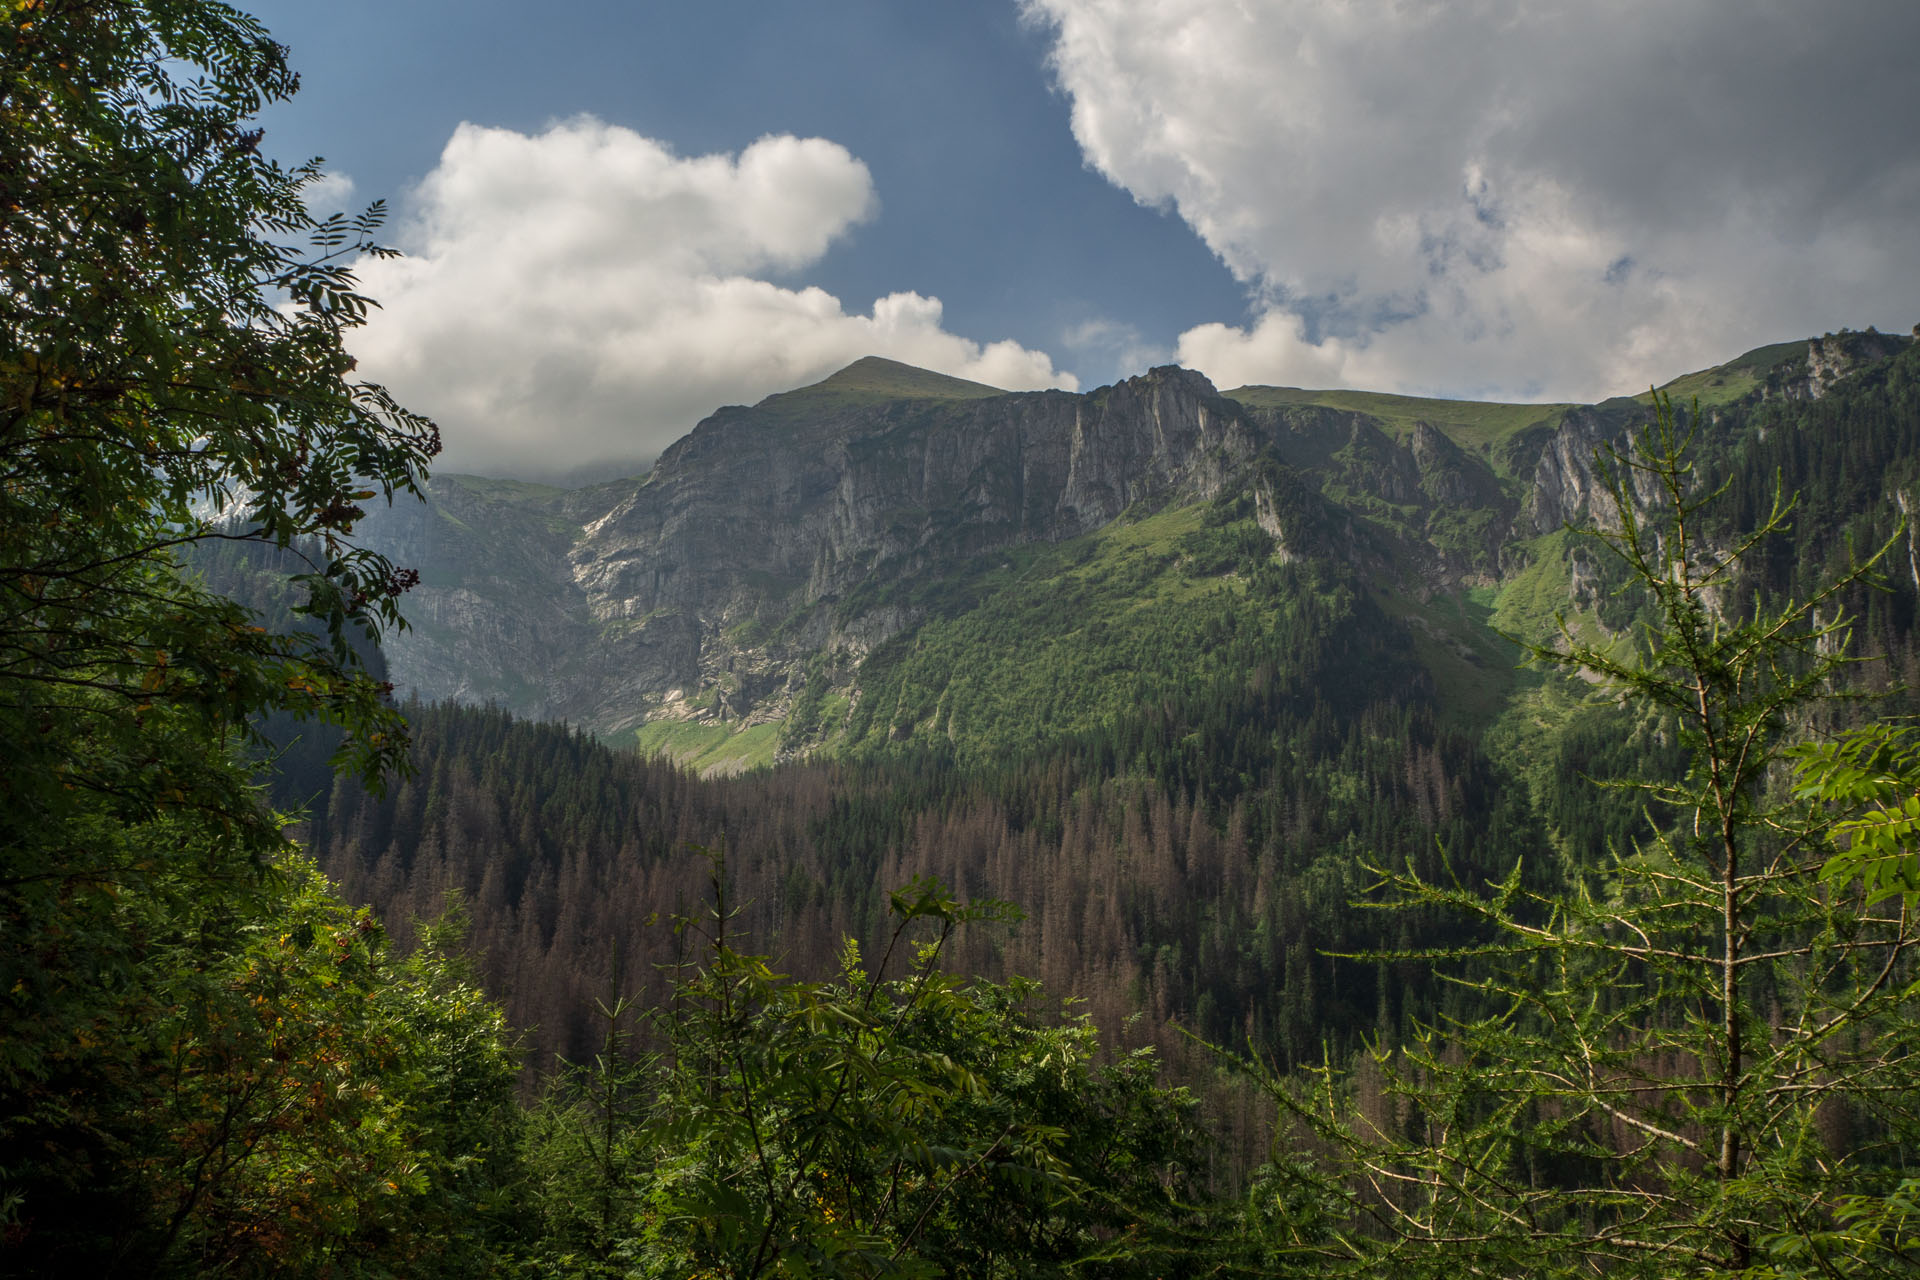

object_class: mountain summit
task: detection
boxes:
[806,356,1009,401]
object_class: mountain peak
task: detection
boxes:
[804,357,1008,401]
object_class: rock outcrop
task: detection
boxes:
[355,475,606,720]
[570,364,1256,623]
[1765,329,1914,402]
[1524,399,1656,535]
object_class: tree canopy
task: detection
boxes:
[0,3,514,1271]
[1,0,437,829]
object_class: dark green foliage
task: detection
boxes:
[292,658,1551,1187]
[778,655,837,754]
[1,0,429,1129]
[1,848,525,1277]
[836,491,1425,772]
[1536,700,1687,858]
[0,0,436,793]
[514,866,1211,1278]
[0,2,531,1272]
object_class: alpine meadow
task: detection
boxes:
[7,2,1920,1277]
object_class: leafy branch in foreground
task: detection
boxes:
[520,852,1214,1279]
[2,2,481,1272]
[2,0,439,839]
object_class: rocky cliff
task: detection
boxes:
[362,360,1274,737]
[355,333,1914,753]
[564,363,1264,718]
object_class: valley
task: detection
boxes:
[15,1,1920,1269]
[281,329,1920,1172]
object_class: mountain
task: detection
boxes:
[291,324,1920,1144]
[357,326,1918,774]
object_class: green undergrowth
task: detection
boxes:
[837,495,1399,764]
[633,718,783,775]
[1488,530,1582,645]
[1375,587,1529,729]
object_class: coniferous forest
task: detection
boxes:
[9,3,1920,1277]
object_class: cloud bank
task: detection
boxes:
[1025,0,1920,401]
[351,118,1075,477]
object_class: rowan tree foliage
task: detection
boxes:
[0,0,436,836]
[0,2,514,1272]
[1258,396,1920,1277]
[115,861,522,1277]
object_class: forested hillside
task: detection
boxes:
[275,340,1920,1189]
[12,0,1920,1273]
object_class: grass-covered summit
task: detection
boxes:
[744,356,1011,423]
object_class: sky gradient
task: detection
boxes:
[253,0,1920,478]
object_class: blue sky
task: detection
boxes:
[251,0,1920,477]
[255,0,1241,379]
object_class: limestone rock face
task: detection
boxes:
[570,365,1255,627]
[1524,400,1656,536]
[1240,402,1513,581]
[1410,422,1500,509]
[1346,419,1423,505]
[1764,330,1913,402]
[355,474,604,720]
[370,365,1266,737]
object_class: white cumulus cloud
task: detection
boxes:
[351,118,1076,477]
[300,170,357,214]
[1024,0,1920,401]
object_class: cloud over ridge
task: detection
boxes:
[352,118,1076,477]
[1024,0,1920,401]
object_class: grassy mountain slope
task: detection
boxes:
[742,355,1008,424]
[1224,335,1820,449]
[1223,384,1574,452]
[1645,337,1809,406]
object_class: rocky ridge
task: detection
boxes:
[357,336,1914,758]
